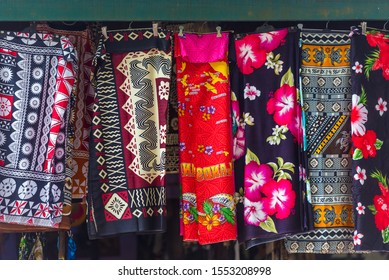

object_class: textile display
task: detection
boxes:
[88,29,172,239]
[0,31,76,228]
[176,32,237,244]
[231,28,312,248]
[285,31,355,254]
[350,30,389,252]
[36,23,95,226]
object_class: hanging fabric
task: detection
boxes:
[88,28,171,238]
[0,31,76,228]
[350,29,389,252]
[36,23,96,227]
[18,233,46,260]
[175,31,237,244]
[231,27,312,248]
[285,31,355,254]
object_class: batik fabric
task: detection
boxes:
[350,30,389,252]
[0,31,76,228]
[88,29,171,238]
[37,23,95,226]
[231,28,312,248]
[285,31,355,254]
[176,32,237,244]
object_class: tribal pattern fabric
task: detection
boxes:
[350,31,389,252]
[231,28,312,248]
[88,29,171,238]
[285,32,355,254]
[165,56,179,175]
[176,32,237,245]
[37,24,95,225]
[0,31,76,228]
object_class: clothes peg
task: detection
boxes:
[152,22,159,37]
[178,25,184,37]
[101,26,108,40]
[361,21,367,35]
[216,26,222,37]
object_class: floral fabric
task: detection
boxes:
[231,28,312,248]
[176,32,237,245]
[351,31,389,251]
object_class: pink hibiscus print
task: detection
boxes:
[235,34,267,75]
[262,179,296,219]
[244,84,261,100]
[375,97,387,116]
[351,94,368,136]
[244,197,268,226]
[287,104,303,144]
[233,125,245,160]
[258,28,288,52]
[267,84,297,126]
[244,162,273,202]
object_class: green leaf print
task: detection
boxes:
[382,227,389,243]
[245,148,260,165]
[374,139,384,150]
[353,148,363,160]
[367,204,377,215]
[259,216,278,233]
[203,200,213,216]
[280,67,294,87]
[220,207,235,225]
[189,206,198,222]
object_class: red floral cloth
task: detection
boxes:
[176,33,237,244]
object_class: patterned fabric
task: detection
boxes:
[18,233,46,260]
[231,28,312,248]
[0,31,76,228]
[165,56,179,174]
[285,32,355,254]
[176,32,237,244]
[350,30,389,252]
[36,23,95,225]
[88,29,171,238]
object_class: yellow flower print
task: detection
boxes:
[202,113,210,121]
[202,215,220,231]
[178,108,185,116]
[183,212,190,225]
[197,145,205,153]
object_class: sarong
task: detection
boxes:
[285,31,355,254]
[176,32,237,244]
[88,29,171,238]
[36,23,95,226]
[0,31,76,228]
[350,30,389,252]
[231,28,312,248]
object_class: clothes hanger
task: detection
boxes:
[177,25,232,37]
[255,21,275,33]
[298,21,350,34]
